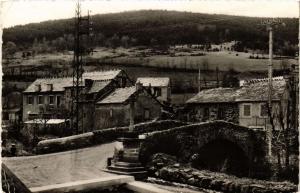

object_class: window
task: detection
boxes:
[144,109,150,119]
[154,87,161,97]
[156,88,162,97]
[38,95,44,104]
[27,96,33,105]
[217,108,225,119]
[2,112,9,120]
[243,104,251,117]
[49,96,54,105]
[203,107,210,119]
[109,109,113,118]
[57,96,61,106]
[260,103,268,117]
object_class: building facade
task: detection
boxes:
[22,70,128,121]
[186,77,289,131]
[136,77,171,103]
[94,84,162,130]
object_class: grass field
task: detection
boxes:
[4,47,296,72]
[3,47,293,94]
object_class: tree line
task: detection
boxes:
[3,10,298,56]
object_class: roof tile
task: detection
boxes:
[187,78,286,103]
[97,87,137,104]
[24,70,121,93]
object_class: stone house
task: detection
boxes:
[186,88,239,123]
[186,77,289,131]
[22,70,128,122]
[136,77,171,103]
[94,84,162,130]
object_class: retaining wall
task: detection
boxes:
[37,120,186,154]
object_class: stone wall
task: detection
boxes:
[37,132,94,154]
[154,165,297,193]
[187,103,239,123]
[37,120,186,154]
[94,104,130,130]
[139,121,269,178]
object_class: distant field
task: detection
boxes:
[4,47,284,94]
[112,52,295,72]
[4,47,296,73]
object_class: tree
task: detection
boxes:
[110,34,120,49]
[4,41,17,61]
[95,33,105,46]
[267,77,298,171]
[121,35,130,48]
[222,68,239,88]
[130,37,138,46]
[150,38,158,47]
[202,58,209,71]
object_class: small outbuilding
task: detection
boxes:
[94,84,162,130]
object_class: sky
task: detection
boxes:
[1,0,299,28]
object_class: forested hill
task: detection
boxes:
[3,10,298,53]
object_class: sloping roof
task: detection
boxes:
[236,79,286,102]
[136,77,170,87]
[87,81,111,94]
[187,78,286,104]
[83,70,122,81]
[24,119,67,124]
[24,77,74,93]
[186,88,238,103]
[97,87,137,104]
[24,70,122,93]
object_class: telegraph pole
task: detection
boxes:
[71,2,92,134]
[198,63,201,92]
[261,18,284,156]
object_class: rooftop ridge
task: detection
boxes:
[32,69,122,80]
[241,76,284,87]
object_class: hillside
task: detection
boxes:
[3,10,298,55]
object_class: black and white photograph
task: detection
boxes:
[1,0,299,192]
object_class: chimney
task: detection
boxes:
[46,84,53,91]
[35,84,41,92]
[135,81,143,91]
[85,79,93,88]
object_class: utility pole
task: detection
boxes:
[198,63,201,92]
[298,0,300,166]
[71,2,92,134]
[261,18,284,157]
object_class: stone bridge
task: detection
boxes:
[139,121,270,178]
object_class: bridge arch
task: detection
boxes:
[193,138,250,177]
[140,121,268,177]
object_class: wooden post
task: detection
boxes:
[267,26,273,157]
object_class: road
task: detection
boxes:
[3,142,222,193]
[3,142,116,189]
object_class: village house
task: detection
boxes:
[22,69,131,136]
[136,77,171,103]
[186,77,290,130]
[94,83,162,130]
[22,70,128,122]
